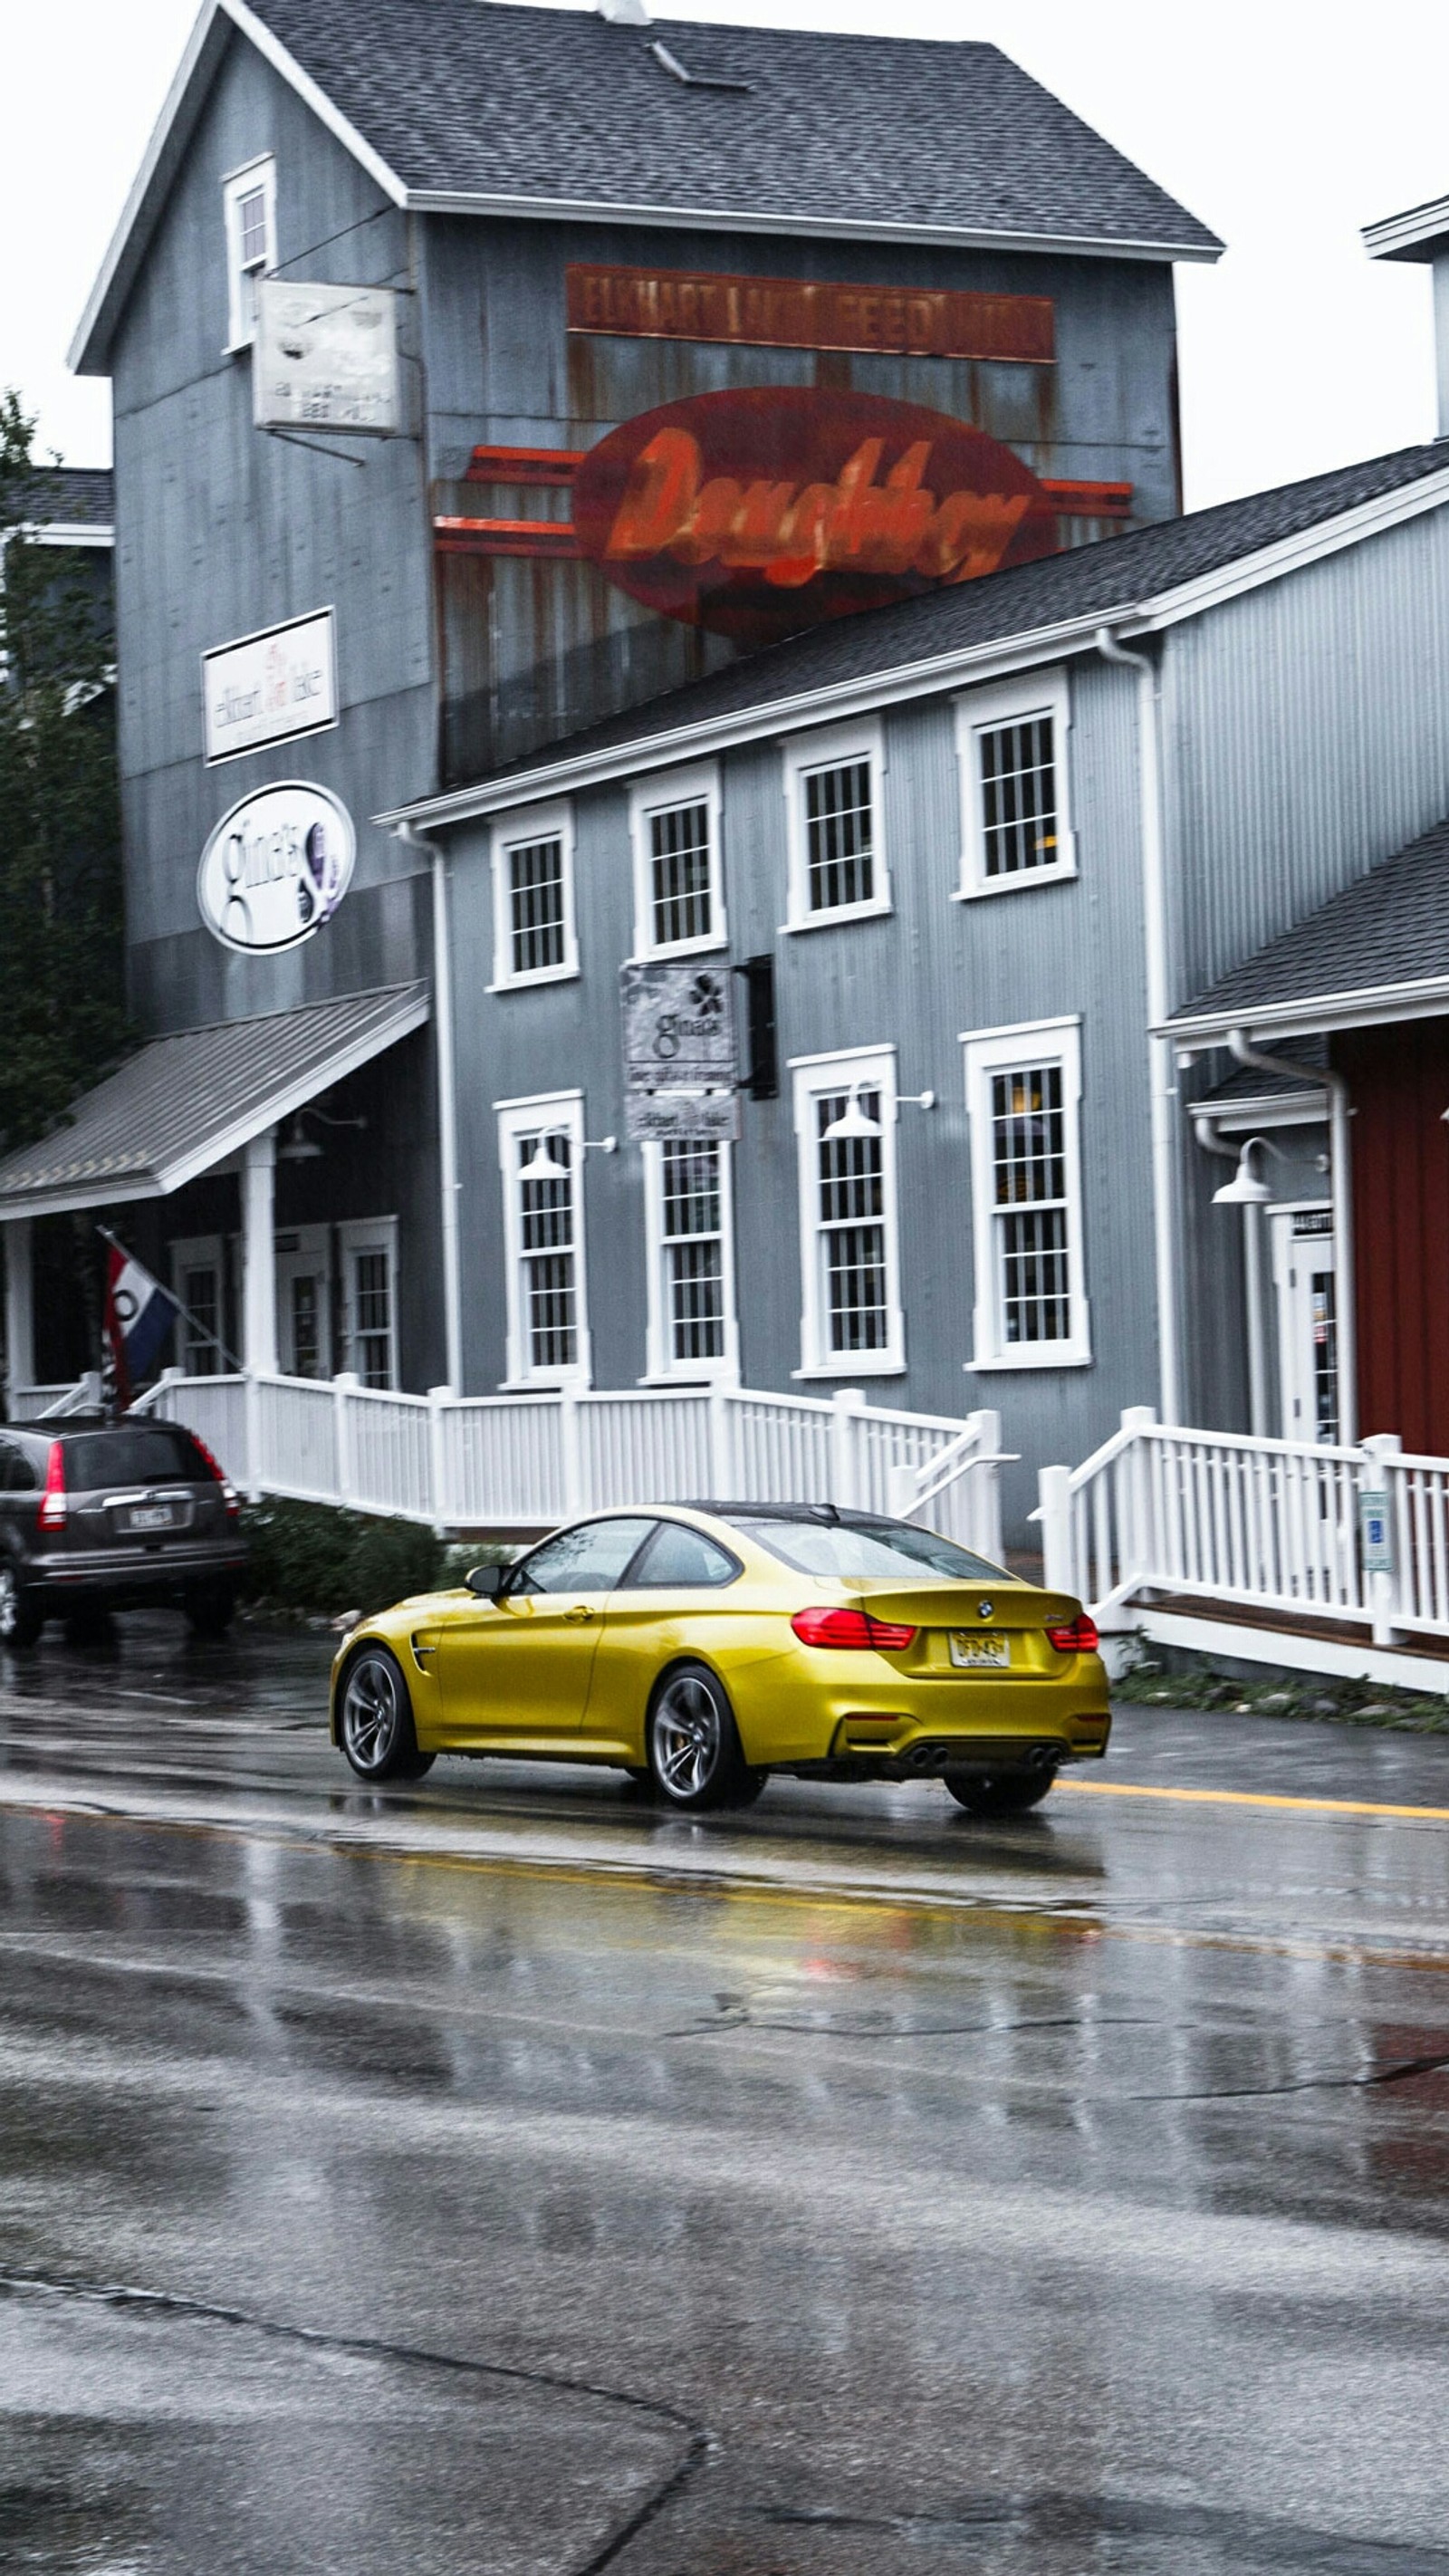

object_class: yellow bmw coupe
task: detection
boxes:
[331,1504,1109,1816]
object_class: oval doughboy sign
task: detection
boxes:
[197,781,356,954]
[572,387,1054,644]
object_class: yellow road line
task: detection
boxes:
[1060,1779,1449,1822]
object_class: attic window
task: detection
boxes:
[222,155,276,352]
[648,39,753,93]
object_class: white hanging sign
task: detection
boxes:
[254,281,401,436]
[197,781,356,955]
[620,960,740,1141]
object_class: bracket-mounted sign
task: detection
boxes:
[621,960,741,1142]
[254,282,401,437]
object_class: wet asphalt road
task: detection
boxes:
[3,1620,1449,2572]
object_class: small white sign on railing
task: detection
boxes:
[1359,1490,1395,1576]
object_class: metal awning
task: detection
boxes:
[0,983,429,1221]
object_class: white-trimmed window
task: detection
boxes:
[496,1092,590,1386]
[630,764,725,957]
[643,1138,737,1381]
[223,156,276,351]
[170,1235,226,1378]
[340,1217,398,1389]
[962,1018,1089,1369]
[955,669,1074,899]
[792,1046,903,1376]
[782,720,890,931]
[490,803,578,990]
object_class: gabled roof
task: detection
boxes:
[25,467,113,535]
[1169,821,1449,1047]
[383,441,1449,829]
[0,984,429,1219]
[72,0,1221,373]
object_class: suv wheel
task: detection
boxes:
[0,1562,43,1651]
[648,1662,764,1812]
[339,1645,436,1783]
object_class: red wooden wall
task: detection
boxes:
[1336,1021,1449,1453]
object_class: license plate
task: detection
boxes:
[126,1504,174,1533]
[948,1629,1011,1669]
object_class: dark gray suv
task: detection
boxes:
[0,1418,247,1647]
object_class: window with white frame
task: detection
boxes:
[222,156,276,351]
[792,1048,903,1375]
[962,1019,1089,1368]
[490,804,578,988]
[630,764,724,956]
[340,1218,398,1389]
[783,721,889,929]
[644,1137,736,1379]
[497,1094,590,1385]
[955,669,1074,899]
[171,1235,225,1378]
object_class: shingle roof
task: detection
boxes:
[0,985,429,1216]
[397,441,1449,815]
[248,0,1221,257]
[23,466,112,531]
[1171,822,1449,1036]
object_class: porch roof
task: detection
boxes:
[0,983,429,1222]
[1166,817,1449,1048]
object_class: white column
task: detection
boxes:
[4,1218,34,1404]
[242,1129,278,1376]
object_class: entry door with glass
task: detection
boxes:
[1271,1207,1339,1444]
[275,1226,332,1379]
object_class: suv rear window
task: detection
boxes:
[62,1428,213,1489]
[728,1515,1001,1584]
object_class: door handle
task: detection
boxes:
[562,1605,597,1623]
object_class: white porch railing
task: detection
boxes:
[1038,1408,1447,1648]
[138,1368,1012,1544]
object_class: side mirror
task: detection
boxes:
[465,1562,505,1600]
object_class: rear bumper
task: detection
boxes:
[24,1543,247,1609]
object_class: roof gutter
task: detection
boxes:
[1165,973,1449,1046]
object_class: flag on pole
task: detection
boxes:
[103,1237,180,1406]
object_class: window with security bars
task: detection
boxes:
[991,1064,1071,1346]
[657,1139,727,1367]
[804,759,875,913]
[350,1251,394,1388]
[507,836,567,976]
[518,1131,578,1373]
[979,715,1059,879]
[648,801,714,948]
[816,1088,889,1354]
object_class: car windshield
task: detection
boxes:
[730,1515,1002,1585]
[62,1428,212,1488]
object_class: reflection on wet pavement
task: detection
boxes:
[1,1617,1448,2569]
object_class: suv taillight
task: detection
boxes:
[190,1432,240,1520]
[1045,1613,1099,1655]
[36,1441,67,1533]
[791,1606,917,1651]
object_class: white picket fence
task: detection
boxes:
[135,1367,1012,1551]
[1038,1408,1447,1649]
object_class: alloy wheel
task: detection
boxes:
[652,1671,724,1802]
[341,1652,402,1775]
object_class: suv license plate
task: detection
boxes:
[948,1630,1010,1669]
[127,1504,174,1532]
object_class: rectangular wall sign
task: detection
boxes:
[567,264,1054,366]
[621,961,741,1143]
[253,281,401,436]
[202,609,337,764]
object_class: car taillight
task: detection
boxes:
[36,1441,66,1533]
[1045,1613,1099,1655]
[189,1432,240,1520]
[791,1606,917,1652]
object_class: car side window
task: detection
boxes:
[510,1517,657,1595]
[621,1521,740,1589]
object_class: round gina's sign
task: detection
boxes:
[197,782,355,954]
[571,387,1054,644]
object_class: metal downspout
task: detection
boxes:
[1227,1029,1357,1447]
[1095,627,1180,1421]
[396,820,463,1393]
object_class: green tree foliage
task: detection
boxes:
[0,390,129,1153]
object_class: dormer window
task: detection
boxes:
[223,156,276,352]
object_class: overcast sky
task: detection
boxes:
[6,0,1449,507]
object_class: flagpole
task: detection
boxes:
[95,1226,245,1378]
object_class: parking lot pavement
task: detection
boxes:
[3,1616,1449,2571]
